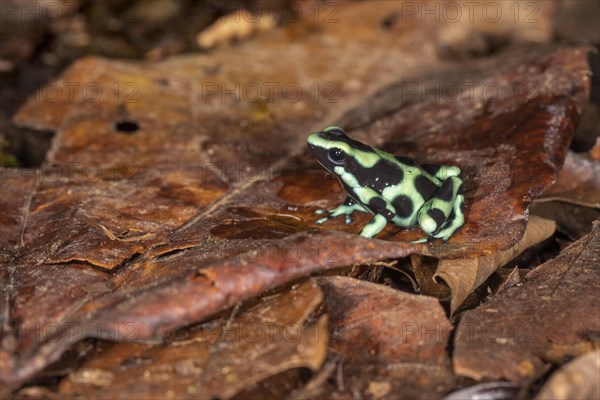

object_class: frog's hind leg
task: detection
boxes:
[417,176,464,241]
[432,193,465,241]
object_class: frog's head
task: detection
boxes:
[307,126,376,177]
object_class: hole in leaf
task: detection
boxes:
[380,12,398,30]
[115,120,139,134]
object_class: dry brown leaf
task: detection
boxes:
[496,266,521,295]
[538,150,600,208]
[58,279,327,400]
[453,222,600,383]
[535,351,600,400]
[435,216,556,314]
[314,276,456,399]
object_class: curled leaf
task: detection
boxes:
[435,216,556,314]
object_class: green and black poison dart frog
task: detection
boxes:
[307,126,465,241]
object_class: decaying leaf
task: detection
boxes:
[538,150,600,208]
[453,222,600,383]
[435,216,556,313]
[0,0,592,390]
[313,276,456,399]
[57,279,327,400]
[534,350,600,400]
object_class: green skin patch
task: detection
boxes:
[307,126,465,241]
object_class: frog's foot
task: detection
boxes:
[315,207,356,225]
[359,214,387,238]
[315,214,329,225]
[315,198,367,225]
[417,176,465,241]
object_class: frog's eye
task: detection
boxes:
[327,148,346,164]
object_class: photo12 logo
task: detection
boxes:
[400,1,539,24]
[0,162,140,183]
[216,239,340,266]
[398,80,539,104]
[0,1,79,23]
[200,81,339,104]
[199,1,340,24]
[33,81,139,104]
[1,321,140,346]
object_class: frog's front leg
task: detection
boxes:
[316,196,367,225]
[359,214,388,238]
[417,175,464,240]
[353,187,398,238]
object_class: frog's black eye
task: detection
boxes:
[327,148,346,164]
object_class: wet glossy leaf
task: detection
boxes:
[338,46,590,255]
[453,222,600,383]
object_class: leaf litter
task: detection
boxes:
[0,0,595,397]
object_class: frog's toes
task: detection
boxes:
[344,215,353,224]
[316,217,329,224]
[315,209,326,215]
